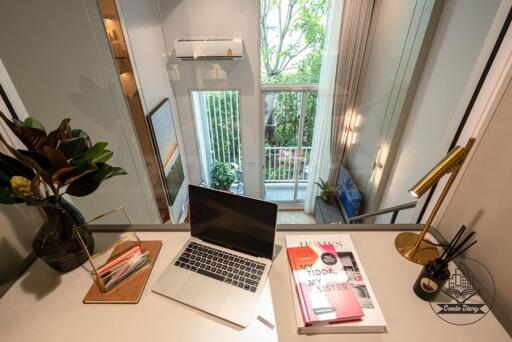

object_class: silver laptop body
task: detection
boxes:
[152,185,278,327]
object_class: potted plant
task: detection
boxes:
[210,161,235,191]
[0,110,126,272]
[315,178,335,202]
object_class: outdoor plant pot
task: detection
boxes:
[320,190,335,202]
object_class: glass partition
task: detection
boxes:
[0,0,502,227]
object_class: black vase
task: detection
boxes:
[32,198,95,273]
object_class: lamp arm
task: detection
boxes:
[411,165,462,252]
[410,138,475,255]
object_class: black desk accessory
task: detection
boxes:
[413,225,477,301]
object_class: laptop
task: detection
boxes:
[152,185,278,327]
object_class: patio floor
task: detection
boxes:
[264,183,307,202]
[231,182,307,202]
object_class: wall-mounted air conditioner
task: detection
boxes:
[175,38,243,60]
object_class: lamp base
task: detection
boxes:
[395,232,439,265]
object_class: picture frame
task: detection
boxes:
[146,98,185,205]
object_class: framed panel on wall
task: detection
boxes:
[147,98,185,207]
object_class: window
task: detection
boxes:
[260,0,329,203]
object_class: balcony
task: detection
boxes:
[263,146,311,202]
[192,87,317,204]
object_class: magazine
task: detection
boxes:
[287,244,364,325]
[285,234,387,334]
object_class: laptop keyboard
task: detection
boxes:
[174,241,265,292]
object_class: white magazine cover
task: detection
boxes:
[285,234,387,333]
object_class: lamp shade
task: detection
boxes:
[408,146,467,198]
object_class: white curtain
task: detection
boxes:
[328,0,374,184]
[304,0,344,214]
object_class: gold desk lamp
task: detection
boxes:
[395,137,475,264]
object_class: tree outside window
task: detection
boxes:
[261,0,329,149]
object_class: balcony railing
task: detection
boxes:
[196,86,317,191]
[264,146,311,183]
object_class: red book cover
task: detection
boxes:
[287,244,364,325]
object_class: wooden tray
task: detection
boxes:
[83,240,162,304]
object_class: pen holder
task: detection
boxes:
[413,259,450,301]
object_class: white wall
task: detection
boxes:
[116,0,190,222]
[377,0,502,222]
[0,66,43,290]
[158,0,262,199]
[0,0,161,224]
[438,77,512,335]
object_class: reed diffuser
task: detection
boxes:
[413,225,477,301]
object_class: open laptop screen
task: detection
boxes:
[189,185,277,259]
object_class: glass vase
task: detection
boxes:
[32,197,94,273]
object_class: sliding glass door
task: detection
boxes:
[262,86,317,203]
[260,0,328,204]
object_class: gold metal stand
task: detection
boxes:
[395,138,475,264]
[74,207,152,293]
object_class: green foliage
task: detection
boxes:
[261,0,327,150]
[204,91,242,166]
[210,161,235,191]
[0,111,127,205]
[266,92,301,147]
[261,0,328,84]
[66,163,126,197]
[196,1,327,169]
[23,117,46,133]
[265,166,295,181]
[314,178,330,191]
[315,177,335,199]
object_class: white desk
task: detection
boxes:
[0,230,509,342]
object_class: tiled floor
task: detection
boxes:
[277,210,316,224]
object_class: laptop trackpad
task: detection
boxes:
[176,273,230,312]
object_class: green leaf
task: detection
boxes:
[105,166,127,179]
[69,128,91,147]
[92,149,113,164]
[23,117,46,133]
[0,152,35,179]
[59,137,89,160]
[66,163,124,197]
[78,142,108,163]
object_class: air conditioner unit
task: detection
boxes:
[175,38,243,60]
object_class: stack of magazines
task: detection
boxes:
[97,245,150,291]
[286,234,387,334]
